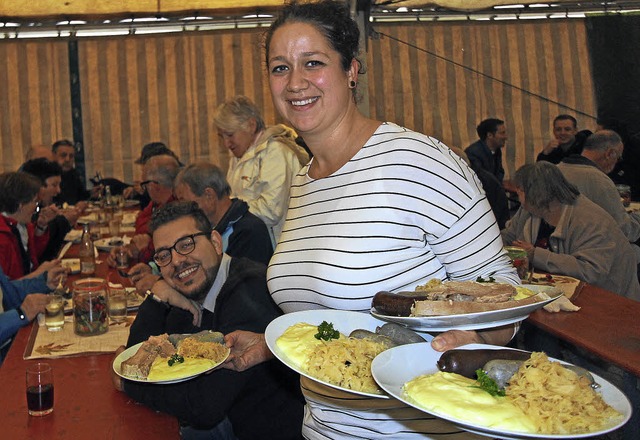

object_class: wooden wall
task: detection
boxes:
[367,19,597,177]
[0,18,596,183]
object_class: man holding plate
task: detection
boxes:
[112,201,303,440]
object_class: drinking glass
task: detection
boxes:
[26,363,54,416]
[115,246,129,269]
[108,218,121,237]
[108,283,128,323]
[44,294,65,331]
[505,246,529,281]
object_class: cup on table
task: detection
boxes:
[616,184,631,207]
[26,362,54,416]
[108,218,121,237]
[505,246,530,281]
[44,294,65,332]
[107,283,128,323]
[115,246,130,269]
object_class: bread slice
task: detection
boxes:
[411,294,542,316]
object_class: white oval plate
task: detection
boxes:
[371,343,632,439]
[113,341,229,384]
[370,284,562,332]
[265,309,429,399]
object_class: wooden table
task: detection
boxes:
[0,244,180,439]
[527,283,640,377]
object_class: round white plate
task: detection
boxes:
[371,284,562,332]
[113,341,229,384]
[371,343,632,439]
[265,309,429,399]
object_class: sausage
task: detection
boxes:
[376,323,426,345]
[372,291,432,316]
[437,348,531,378]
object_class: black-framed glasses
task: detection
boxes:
[140,179,159,190]
[153,232,210,267]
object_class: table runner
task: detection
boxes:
[24,315,133,359]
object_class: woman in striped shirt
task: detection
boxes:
[223,1,519,438]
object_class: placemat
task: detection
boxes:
[24,315,134,359]
[529,273,582,299]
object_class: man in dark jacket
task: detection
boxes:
[51,139,91,205]
[114,201,302,440]
[536,114,592,164]
[174,162,273,265]
[465,118,507,183]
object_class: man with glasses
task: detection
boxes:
[557,129,640,259]
[113,201,303,439]
[122,155,179,265]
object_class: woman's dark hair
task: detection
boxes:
[0,171,43,214]
[21,158,63,185]
[150,200,212,235]
[513,162,579,212]
[265,0,362,73]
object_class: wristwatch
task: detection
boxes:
[16,306,27,321]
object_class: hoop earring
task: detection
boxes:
[349,80,356,89]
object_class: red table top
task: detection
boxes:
[527,283,640,377]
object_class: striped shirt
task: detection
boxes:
[267,122,519,439]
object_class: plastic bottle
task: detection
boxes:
[79,223,96,275]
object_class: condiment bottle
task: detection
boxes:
[79,223,96,275]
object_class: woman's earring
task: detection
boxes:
[349,80,356,89]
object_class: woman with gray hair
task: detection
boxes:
[214,95,309,247]
[502,161,640,300]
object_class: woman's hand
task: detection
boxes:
[222,330,273,372]
[20,293,49,321]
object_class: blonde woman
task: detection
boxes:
[213,95,309,247]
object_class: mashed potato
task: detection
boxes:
[404,372,537,433]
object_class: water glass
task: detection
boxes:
[26,363,54,416]
[44,294,65,331]
[108,283,128,323]
[108,218,121,237]
[115,246,129,269]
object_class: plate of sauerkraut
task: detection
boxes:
[265,309,429,399]
[372,343,632,439]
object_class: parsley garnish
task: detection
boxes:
[476,272,496,283]
[168,353,184,367]
[473,369,505,396]
[314,321,340,341]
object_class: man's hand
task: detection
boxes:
[542,138,560,155]
[20,293,49,321]
[112,346,126,392]
[222,331,273,372]
[151,280,201,325]
[431,325,516,352]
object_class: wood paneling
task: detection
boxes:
[1,19,596,184]
[367,20,597,177]
[0,39,71,171]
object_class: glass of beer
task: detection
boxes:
[44,294,65,331]
[26,363,54,416]
[505,246,530,281]
[108,283,128,323]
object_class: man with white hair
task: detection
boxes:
[557,130,640,247]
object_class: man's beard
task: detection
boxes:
[181,263,219,303]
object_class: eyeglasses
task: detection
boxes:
[152,232,210,267]
[140,180,159,190]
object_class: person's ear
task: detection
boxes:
[209,230,223,255]
[247,118,258,134]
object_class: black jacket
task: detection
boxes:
[124,257,303,439]
[215,198,274,265]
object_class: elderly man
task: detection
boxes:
[536,115,591,164]
[112,201,303,439]
[502,162,639,301]
[557,130,640,252]
[174,162,273,265]
[51,139,91,205]
[114,155,179,266]
[465,118,507,183]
